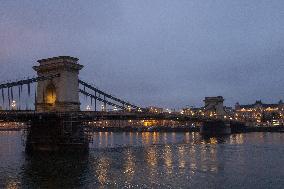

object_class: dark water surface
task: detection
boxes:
[0,131,284,188]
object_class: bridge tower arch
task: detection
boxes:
[45,82,56,105]
[33,56,83,112]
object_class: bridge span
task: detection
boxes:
[0,110,215,123]
[0,56,242,152]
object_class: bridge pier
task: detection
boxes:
[26,113,89,153]
[200,120,231,136]
[25,56,88,153]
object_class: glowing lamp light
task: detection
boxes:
[11,100,17,110]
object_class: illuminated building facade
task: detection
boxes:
[146,106,163,114]
[183,96,234,119]
[235,100,284,125]
[183,107,204,116]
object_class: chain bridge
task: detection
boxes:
[0,56,238,152]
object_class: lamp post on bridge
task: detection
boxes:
[11,100,16,111]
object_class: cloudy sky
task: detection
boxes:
[0,0,284,108]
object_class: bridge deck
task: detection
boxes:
[0,110,220,122]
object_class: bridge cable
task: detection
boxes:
[1,88,4,106]
[78,79,143,110]
[79,89,126,110]
[8,88,10,109]
[0,74,60,110]
[0,74,60,90]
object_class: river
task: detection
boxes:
[0,131,283,188]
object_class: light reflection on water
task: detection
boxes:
[96,155,110,186]
[0,131,284,188]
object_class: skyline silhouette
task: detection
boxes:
[1,0,283,108]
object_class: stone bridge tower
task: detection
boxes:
[204,96,226,118]
[33,56,83,112]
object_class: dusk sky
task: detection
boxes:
[1,0,284,108]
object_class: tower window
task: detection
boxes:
[45,83,56,104]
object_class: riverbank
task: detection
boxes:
[245,126,284,132]
[88,126,200,132]
[1,125,284,133]
[0,128,26,131]
[86,125,284,133]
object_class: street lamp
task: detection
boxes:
[11,100,16,110]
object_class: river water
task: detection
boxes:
[0,131,283,188]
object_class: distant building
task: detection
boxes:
[224,106,235,116]
[235,100,284,125]
[182,96,233,119]
[183,107,204,116]
[146,106,163,114]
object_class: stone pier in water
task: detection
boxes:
[26,56,88,153]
